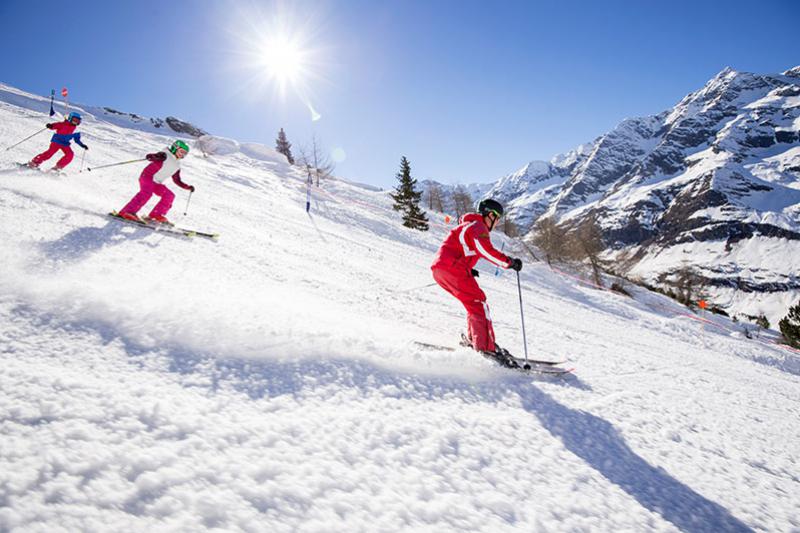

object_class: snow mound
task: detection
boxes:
[240,142,289,164]
[195,134,239,156]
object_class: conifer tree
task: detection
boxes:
[275,128,295,165]
[779,301,800,347]
[390,156,429,231]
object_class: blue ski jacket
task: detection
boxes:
[47,120,87,148]
[51,131,87,149]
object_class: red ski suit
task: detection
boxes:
[30,120,85,169]
[431,213,512,352]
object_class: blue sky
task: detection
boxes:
[1,0,798,187]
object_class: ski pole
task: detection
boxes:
[393,282,438,293]
[82,158,146,173]
[516,270,530,366]
[183,191,193,216]
[80,149,87,172]
[4,127,48,152]
[494,242,505,277]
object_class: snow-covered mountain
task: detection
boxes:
[418,178,494,214]
[467,66,800,326]
[1,83,800,532]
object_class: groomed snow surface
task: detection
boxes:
[1,92,800,532]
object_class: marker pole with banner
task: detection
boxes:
[61,87,69,114]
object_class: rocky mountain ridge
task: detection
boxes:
[426,66,800,324]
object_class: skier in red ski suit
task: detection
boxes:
[431,199,522,354]
[29,112,88,170]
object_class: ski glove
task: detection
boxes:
[46,123,54,129]
[509,258,523,272]
[471,269,480,278]
[188,185,196,193]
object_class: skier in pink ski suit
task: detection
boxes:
[118,140,194,224]
[431,199,522,354]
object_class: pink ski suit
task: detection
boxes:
[120,150,193,218]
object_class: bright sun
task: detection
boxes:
[261,35,305,86]
[230,3,324,121]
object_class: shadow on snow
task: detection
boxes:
[518,388,753,533]
[9,303,753,532]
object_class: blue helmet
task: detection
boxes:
[67,112,82,124]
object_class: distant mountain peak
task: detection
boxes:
[716,65,737,78]
[514,160,551,179]
[783,65,800,78]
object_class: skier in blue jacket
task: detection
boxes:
[28,112,88,170]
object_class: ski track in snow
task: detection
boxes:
[1,91,799,532]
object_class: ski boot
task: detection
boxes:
[482,345,520,369]
[144,214,174,226]
[459,332,473,348]
[118,212,143,223]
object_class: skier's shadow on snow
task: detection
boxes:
[38,221,157,264]
[9,294,751,533]
[518,388,753,533]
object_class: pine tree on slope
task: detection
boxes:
[779,301,800,348]
[390,156,429,231]
[275,128,295,165]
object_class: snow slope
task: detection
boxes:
[0,83,207,139]
[1,86,799,532]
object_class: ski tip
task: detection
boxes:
[518,363,575,376]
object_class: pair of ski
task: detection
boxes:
[415,334,573,376]
[12,162,66,175]
[108,211,219,240]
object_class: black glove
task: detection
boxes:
[188,185,196,193]
[471,269,479,278]
[81,145,89,150]
[509,258,523,272]
[46,123,54,129]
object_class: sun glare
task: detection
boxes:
[261,35,305,86]
[227,3,328,122]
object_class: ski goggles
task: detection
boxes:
[488,209,502,219]
[69,116,82,124]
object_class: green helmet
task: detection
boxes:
[169,140,190,155]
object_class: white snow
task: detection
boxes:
[195,134,240,157]
[1,85,799,532]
